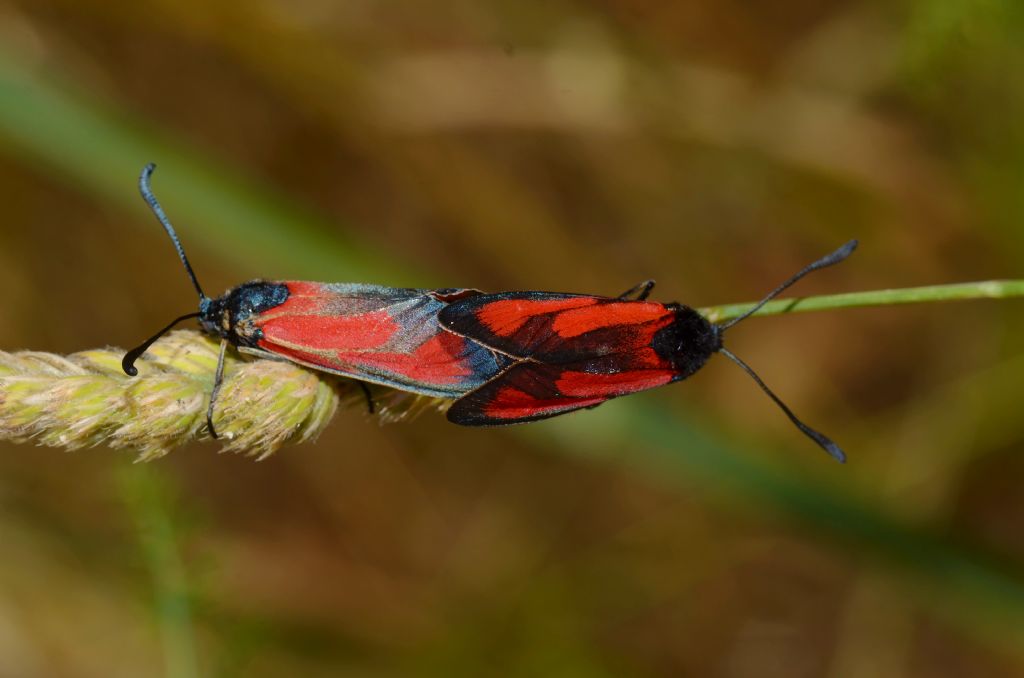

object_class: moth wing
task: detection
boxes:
[447,361,676,426]
[447,363,609,425]
[255,283,502,396]
[439,292,672,360]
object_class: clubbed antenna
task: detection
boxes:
[713,240,857,462]
[138,163,207,301]
[123,164,209,376]
[122,312,201,376]
[719,240,857,333]
[719,348,845,463]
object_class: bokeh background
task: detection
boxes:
[0,1,1023,676]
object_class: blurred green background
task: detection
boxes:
[1,1,1023,676]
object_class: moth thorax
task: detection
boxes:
[200,281,289,347]
[651,306,721,378]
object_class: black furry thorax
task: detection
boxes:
[200,281,289,347]
[651,305,721,379]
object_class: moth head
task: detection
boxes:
[652,306,721,379]
[121,163,294,373]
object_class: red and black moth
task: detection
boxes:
[122,165,510,434]
[124,164,854,462]
[436,246,855,462]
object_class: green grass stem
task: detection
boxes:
[702,279,1024,322]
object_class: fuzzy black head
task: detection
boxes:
[200,281,289,348]
[651,305,722,379]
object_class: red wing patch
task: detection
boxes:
[550,302,670,338]
[447,363,608,425]
[555,369,674,397]
[257,309,398,351]
[476,296,596,336]
[264,331,482,387]
[447,362,677,426]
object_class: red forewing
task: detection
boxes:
[441,291,688,424]
[438,292,675,363]
[447,362,676,425]
[251,282,508,397]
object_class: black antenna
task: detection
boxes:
[711,240,857,462]
[122,164,209,376]
[139,163,207,301]
[719,348,845,462]
[719,240,857,333]
[122,312,202,376]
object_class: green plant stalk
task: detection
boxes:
[701,279,1024,322]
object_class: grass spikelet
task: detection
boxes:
[0,330,443,460]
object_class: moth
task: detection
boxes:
[122,165,509,432]
[124,164,853,461]
[436,242,854,463]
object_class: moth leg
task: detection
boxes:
[357,381,375,415]
[237,346,290,362]
[206,339,228,439]
[618,279,655,301]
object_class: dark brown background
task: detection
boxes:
[0,1,1022,676]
